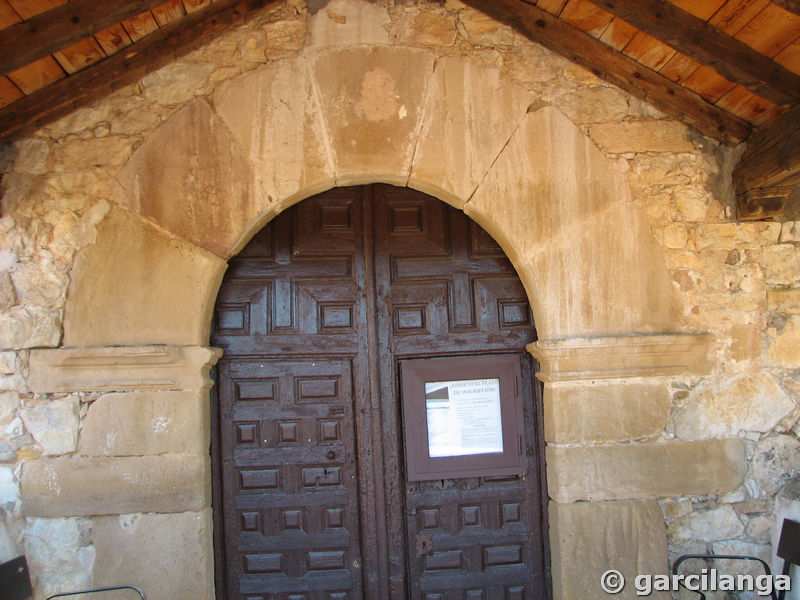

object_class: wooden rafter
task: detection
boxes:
[583,0,800,107]
[461,0,752,144]
[0,0,279,142]
[735,104,800,220]
[0,0,169,77]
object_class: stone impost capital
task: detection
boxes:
[527,333,715,382]
[28,345,223,393]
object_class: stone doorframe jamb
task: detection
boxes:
[528,332,748,600]
[24,345,222,517]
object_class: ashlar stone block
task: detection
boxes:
[547,439,746,502]
[80,391,208,456]
[21,455,209,517]
[212,56,336,237]
[92,510,213,600]
[544,381,671,443]
[523,202,680,337]
[549,499,670,599]
[63,207,226,347]
[312,46,435,186]
[409,55,534,206]
[467,107,679,338]
[115,99,257,258]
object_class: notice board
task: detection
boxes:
[400,354,526,481]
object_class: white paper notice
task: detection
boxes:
[424,378,503,457]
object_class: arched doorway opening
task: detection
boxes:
[210,184,549,599]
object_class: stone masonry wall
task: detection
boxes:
[0,1,798,598]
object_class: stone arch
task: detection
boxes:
[63,47,679,346]
[36,45,742,600]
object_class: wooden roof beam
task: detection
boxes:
[0,0,279,142]
[583,0,800,107]
[461,0,752,144]
[735,105,800,220]
[0,0,169,77]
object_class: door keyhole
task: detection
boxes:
[415,534,433,557]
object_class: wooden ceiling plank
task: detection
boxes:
[52,37,106,75]
[559,0,615,37]
[669,0,727,20]
[733,3,800,57]
[6,55,65,95]
[622,31,676,71]
[598,16,637,50]
[734,103,800,219]
[716,84,784,126]
[770,0,800,18]
[583,0,800,106]
[152,0,186,27]
[0,75,22,108]
[659,52,701,83]
[534,0,568,16]
[0,0,170,78]
[7,0,65,20]
[683,65,737,103]
[774,39,800,75]
[461,0,751,143]
[122,11,160,42]
[182,0,213,14]
[94,23,134,56]
[0,0,21,31]
[709,0,771,35]
[0,0,280,142]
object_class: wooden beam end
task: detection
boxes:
[735,187,792,221]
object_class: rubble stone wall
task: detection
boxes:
[0,1,797,599]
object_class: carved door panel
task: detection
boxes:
[212,185,547,600]
[371,186,547,599]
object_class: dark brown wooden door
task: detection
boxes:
[212,185,548,600]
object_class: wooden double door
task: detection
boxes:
[212,185,548,600]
